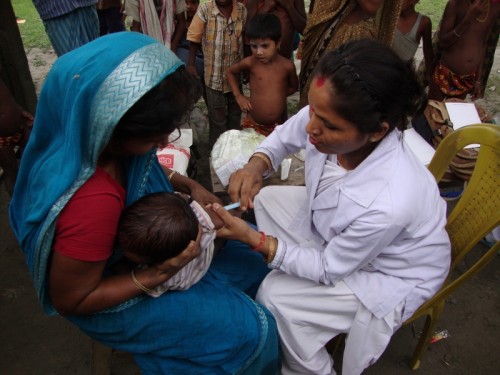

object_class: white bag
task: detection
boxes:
[210,129,265,186]
[156,129,193,176]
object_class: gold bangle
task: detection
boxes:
[131,270,155,294]
[250,153,272,173]
[168,170,178,181]
[265,235,278,264]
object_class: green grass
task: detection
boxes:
[416,0,447,30]
[11,0,51,50]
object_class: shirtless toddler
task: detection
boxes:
[226,13,298,136]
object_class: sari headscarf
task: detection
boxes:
[9,32,183,314]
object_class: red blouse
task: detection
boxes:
[53,167,126,261]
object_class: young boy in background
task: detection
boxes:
[187,0,247,147]
[226,13,298,136]
[393,0,433,83]
[244,0,307,59]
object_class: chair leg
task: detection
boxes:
[408,303,445,370]
[90,339,113,375]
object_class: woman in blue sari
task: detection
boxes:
[9,32,279,374]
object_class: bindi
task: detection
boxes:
[315,76,326,87]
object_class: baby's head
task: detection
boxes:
[311,39,425,137]
[246,13,281,61]
[118,192,199,265]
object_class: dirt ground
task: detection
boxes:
[0,44,499,374]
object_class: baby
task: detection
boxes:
[118,192,217,295]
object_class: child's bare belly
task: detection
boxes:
[441,42,485,75]
[249,95,286,126]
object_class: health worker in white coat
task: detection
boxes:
[211,39,451,375]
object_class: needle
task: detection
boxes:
[223,202,241,210]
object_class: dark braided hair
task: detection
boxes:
[312,39,426,135]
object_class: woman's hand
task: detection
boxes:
[227,160,266,211]
[211,203,262,248]
[153,228,202,276]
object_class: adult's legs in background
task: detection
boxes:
[205,87,242,148]
[97,7,125,35]
[43,5,99,56]
[226,91,242,131]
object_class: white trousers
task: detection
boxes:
[254,186,404,375]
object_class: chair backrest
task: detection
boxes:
[427,124,500,271]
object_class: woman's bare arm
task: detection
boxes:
[164,166,222,206]
[49,235,200,315]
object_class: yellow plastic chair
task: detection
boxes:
[403,123,500,369]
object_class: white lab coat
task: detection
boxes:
[254,106,451,321]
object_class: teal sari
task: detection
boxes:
[9,32,278,374]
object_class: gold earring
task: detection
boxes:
[369,137,377,142]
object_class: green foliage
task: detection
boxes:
[11,0,51,50]
[415,0,448,30]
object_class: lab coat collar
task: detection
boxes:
[309,130,402,210]
[342,130,402,208]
